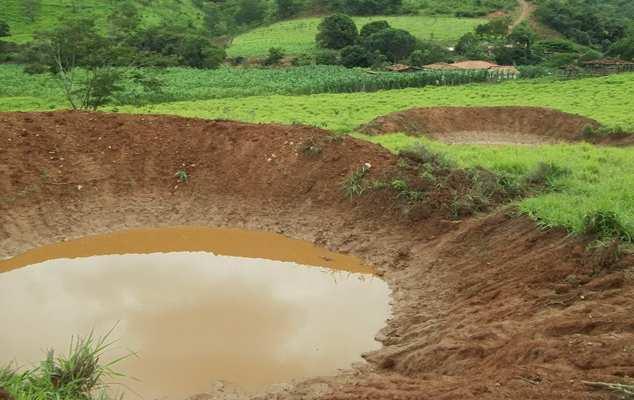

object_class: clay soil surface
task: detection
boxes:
[358,106,634,145]
[1,111,633,400]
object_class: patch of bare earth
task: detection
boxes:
[1,112,633,400]
[358,106,634,146]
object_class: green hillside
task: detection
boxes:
[227,16,487,57]
[0,0,205,43]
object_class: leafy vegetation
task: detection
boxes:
[0,64,514,107]
[0,0,205,43]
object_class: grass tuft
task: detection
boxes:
[0,330,128,400]
[583,210,632,243]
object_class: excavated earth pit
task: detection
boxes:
[0,227,390,399]
[358,106,634,146]
[1,111,633,400]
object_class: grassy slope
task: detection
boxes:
[0,0,204,43]
[360,133,634,240]
[227,16,486,57]
[114,73,634,131]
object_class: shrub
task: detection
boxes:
[315,49,340,65]
[276,0,302,19]
[0,20,9,37]
[264,47,285,65]
[316,14,358,50]
[608,34,634,61]
[408,41,451,66]
[360,20,390,37]
[340,45,373,67]
[475,17,510,37]
[363,28,416,62]
[234,0,268,26]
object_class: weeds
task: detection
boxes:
[343,164,371,198]
[175,170,189,183]
[300,139,322,156]
[523,162,570,190]
[583,210,632,243]
[0,330,128,400]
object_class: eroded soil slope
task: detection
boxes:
[1,112,633,400]
[358,107,624,145]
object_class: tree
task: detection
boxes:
[316,14,358,49]
[327,0,401,15]
[508,22,536,63]
[234,0,267,26]
[340,45,373,67]
[276,0,302,19]
[0,20,10,37]
[363,28,416,62]
[22,0,41,23]
[475,17,510,37]
[608,34,634,61]
[455,32,488,59]
[32,17,124,110]
[408,41,450,66]
[108,1,141,35]
[264,47,285,65]
[360,20,389,37]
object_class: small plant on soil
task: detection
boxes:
[299,139,322,156]
[0,330,127,400]
[343,163,371,198]
[175,170,189,183]
[583,210,631,243]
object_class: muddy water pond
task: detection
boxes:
[0,227,391,399]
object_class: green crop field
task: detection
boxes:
[227,16,486,57]
[112,73,634,131]
[0,64,510,108]
[0,0,204,43]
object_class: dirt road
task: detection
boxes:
[510,0,534,30]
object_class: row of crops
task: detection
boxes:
[0,65,520,107]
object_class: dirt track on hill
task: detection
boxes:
[1,112,633,400]
[358,107,634,146]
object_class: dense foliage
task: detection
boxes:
[316,14,359,50]
[535,0,632,50]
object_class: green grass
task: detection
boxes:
[111,73,634,132]
[356,132,634,241]
[0,0,204,43]
[227,15,486,57]
[0,331,127,400]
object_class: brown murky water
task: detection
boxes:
[0,228,391,399]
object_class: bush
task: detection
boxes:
[608,34,634,61]
[363,28,416,62]
[234,0,268,26]
[315,49,340,64]
[455,32,488,59]
[0,20,9,37]
[408,41,451,66]
[276,0,302,19]
[264,47,285,65]
[360,20,390,37]
[475,17,510,37]
[340,44,373,67]
[316,14,358,50]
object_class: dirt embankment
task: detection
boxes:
[358,106,633,146]
[1,112,633,400]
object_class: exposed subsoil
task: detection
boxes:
[1,111,633,400]
[358,106,634,146]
